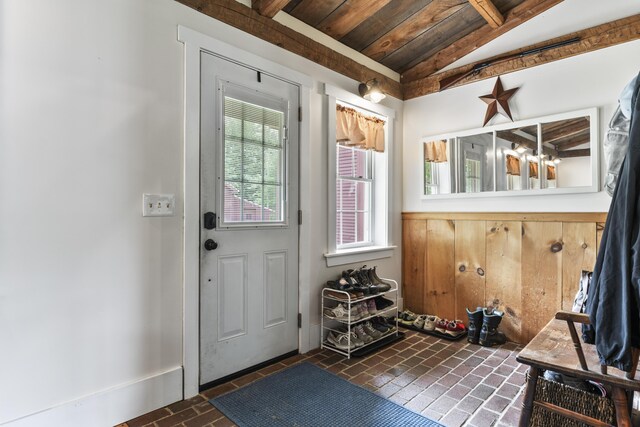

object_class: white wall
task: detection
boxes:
[403,39,640,212]
[557,156,592,188]
[0,0,403,425]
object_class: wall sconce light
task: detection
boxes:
[553,157,562,164]
[511,143,527,154]
[358,79,386,103]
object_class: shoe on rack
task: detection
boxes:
[353,323,374,343]
[326,331,355,350]
[370,317,391,334]
[423,315,439,332]
[363,321,383,340]
[323,303,351,321]
[435,318,448,334]
[445,320,467,337]
[366,268,392,293]
[413,314,428,329]
[357,302,370,319]
[337,327,365,348]
[366,299,377,315]
[374,296,394,310]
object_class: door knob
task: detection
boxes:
[204,239,218,251]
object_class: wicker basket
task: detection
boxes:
[529,375,616,427]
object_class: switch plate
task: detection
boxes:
[142,194,176,217]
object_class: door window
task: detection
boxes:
[221,88,287,226]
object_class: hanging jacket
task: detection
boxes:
[603,106,630,196]
[584,72,640,372]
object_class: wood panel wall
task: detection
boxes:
[401,212,607,344]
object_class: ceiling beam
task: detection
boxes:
[401,0,563,83]
[175,0,402,99]
[558,149,590,158]
[468,0,504,28]
[251,0,289,18]
[554,134,591,150]
[403,14,640,99]
[496,131,557,157]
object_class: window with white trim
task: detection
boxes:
[324,85,394,266]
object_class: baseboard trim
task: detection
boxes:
[1,367,182,427]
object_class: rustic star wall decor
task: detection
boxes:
[479,77,519,127]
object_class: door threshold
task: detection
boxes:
[199,350,299,392]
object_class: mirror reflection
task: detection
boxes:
[541,116,591,189]
[495,126,538,191]
[421,109,596,198]
[423,139,452,195]
[457,133,494,193]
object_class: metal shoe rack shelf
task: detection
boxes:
[321,279,403,359]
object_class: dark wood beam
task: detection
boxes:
[542,118,589,144]
[175,0,402,99]
[317,0,393,40]
[468,0,504,28]
[403,14,640,99]
[554,134,591,150]
[558,149,590,158]
[401,0,563,83]
[251,0,289,18]
[496,131,557,157]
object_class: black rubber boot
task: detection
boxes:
[466,307,483,344]
[479,308,507,347]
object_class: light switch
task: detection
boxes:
[142,194,176,217]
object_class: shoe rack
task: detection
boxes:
[321,279,402,359]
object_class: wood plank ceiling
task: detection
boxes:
[178,0,640,100]
[282,0,524,76]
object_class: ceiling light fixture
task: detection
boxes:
[511,142,527,154]
[358,79,386,103]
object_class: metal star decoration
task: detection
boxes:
[479,77,519,127]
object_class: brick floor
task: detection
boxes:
[121,330,530,427]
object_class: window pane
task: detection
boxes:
[223,96,285,224]
[264,147,281,184]
[337,145,353,177]
[340,212,356,245]
[225,140,242,181]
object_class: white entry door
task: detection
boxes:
[199,52,300,385]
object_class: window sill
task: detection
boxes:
[323,245,396,267]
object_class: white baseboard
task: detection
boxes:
[1,367,182,427]
[308,323,321,352]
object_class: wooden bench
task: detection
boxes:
[516,311,639,427]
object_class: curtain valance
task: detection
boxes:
[528,161,539,179]
[506,155,521,176]
[547,165,556,180]
[424,140,448,163]
[336,105,385,152]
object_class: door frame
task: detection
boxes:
[178,26,313,399]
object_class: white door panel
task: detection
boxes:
[199,52,299,385]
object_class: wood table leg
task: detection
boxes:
[611,386,631,427]
[519,367,540,427]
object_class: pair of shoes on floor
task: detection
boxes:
[466,306,507,346]
[412,314,440,332]
[398,310,418,325]
[434,318,466,337]
[326,330,359,350]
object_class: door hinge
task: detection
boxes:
[298,106,302,122]
[297,313,302,328]
[298,210,302,225]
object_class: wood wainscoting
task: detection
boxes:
[402,212,607,344]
